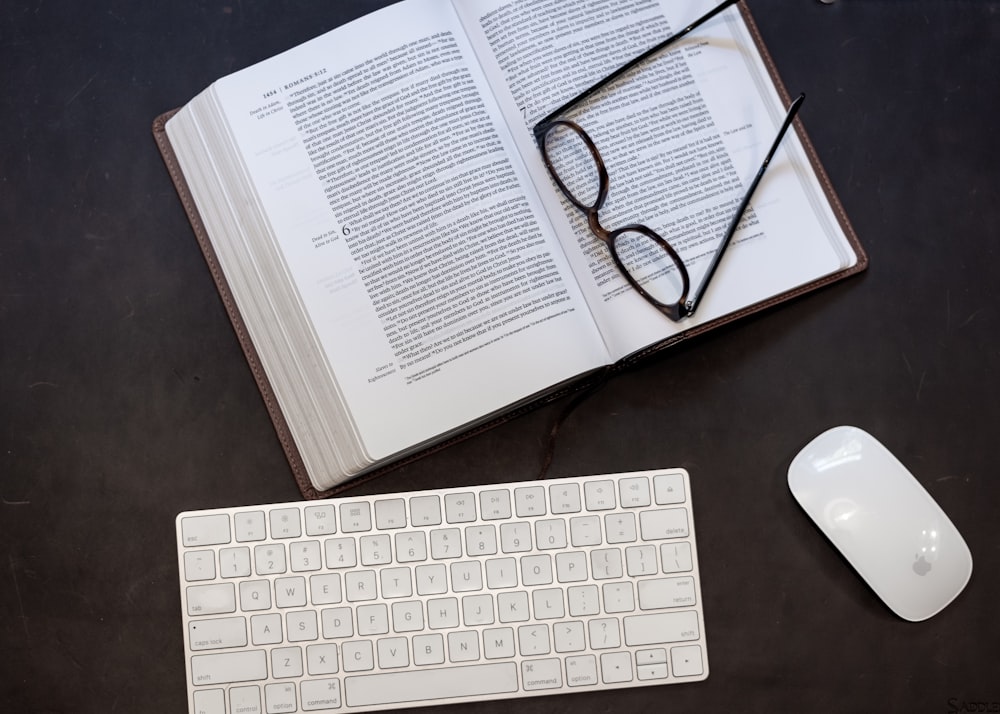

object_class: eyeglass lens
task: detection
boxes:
[611,229,687,307]
[541,122,604,210]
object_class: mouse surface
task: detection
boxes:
[788,425,972,621]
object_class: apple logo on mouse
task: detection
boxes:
[913,553,932,577]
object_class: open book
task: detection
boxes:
[155,0,865,497]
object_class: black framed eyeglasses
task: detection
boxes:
[533,0,804,321]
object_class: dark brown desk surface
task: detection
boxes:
[2,1,999,712]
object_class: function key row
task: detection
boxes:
[180,473,687,548]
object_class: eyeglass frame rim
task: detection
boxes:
[530,0,803,321]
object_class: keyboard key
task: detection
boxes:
[324,537,357,569]
[637,661,668,680]
[274,576,307,608]
[485,557,518,588]
[531,588,565,619]
[462,593,495,625]
[554,621,586,653]
[521,554,553,586]
[190,650,266,686]
[180,514,230,547]
[637,576,697,610]
[271,646,303,677]
[413,633,445,665]
[192,689,225,714]
[340,502,372,533]
[514,486,545,517]
[444,492,476,523]
[427,597,459,629]
[342,640,375,672]
[482,628,516,659]
[639,508,689,541]
[186,583,235,616]
[239,580,271,611]
[409,495,441,526]
[584,480,616,510]
[430,528,462,559]
[269,508,301,539]
[499,522,531,553]
[229,686,261,713]
[265,683,297,712]
[565,654,599,687]
[619,476,652,507]
[465,525,498,555]
[391,600,424,632]
[374,498,407,529]
[219,546,251,578]
[254,544,286,575]
[447,630,480,662]
[376,636,409,668]
[188,616,247,651]
[602,582,635,613]
[306,643,339,675]
[600,651,633,683]
[184,550,215,581]
[623,611,700,646]
[549,483,581,514]
[234,511,266,542]
[251,613,282,645]
[588,617,621,649]
[653,472,686,504]
[605,513,637,544]
[359,534,392,566]
[357,604,389,636]
[343,663,518,707]
[300,678,341,711]
[567,584,600,617]
[569,515,601,546]
[555,551,587,583]
[661,542,694,573]
[522,657,562,690]
[345,570,377,602]
[625,544,657,577]
[395,532,428,563]
[378,567,411,598]
[670,644,705,677]
[552,621,587,652]
[414,563,447,595]
[303,505,336,536]
[591,548,623,579]
[320,607,353,639]
[280,613,309,646]
[535,519,567,550]
[497,591,529,623]
[479,489,512,520]
[289,540,321,572]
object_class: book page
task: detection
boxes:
[456,0,856,359]
[208,0,609,463]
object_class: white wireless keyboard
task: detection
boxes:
[176,469,708,713]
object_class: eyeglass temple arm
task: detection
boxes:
[533,0,742,144]
[684,93,805,319]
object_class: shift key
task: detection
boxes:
[191,650,267,686]
[624,611,700,646]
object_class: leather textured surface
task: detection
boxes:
[2,1,999,712]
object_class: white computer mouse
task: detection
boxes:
[787,425,972,621]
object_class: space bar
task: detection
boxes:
[345,663,519,707]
